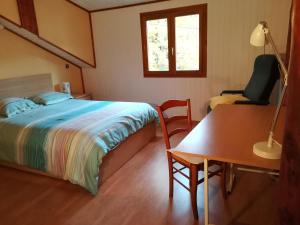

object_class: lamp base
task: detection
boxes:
[253,141,282,159]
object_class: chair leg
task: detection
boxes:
[221,163,227,199]
[190,164,199,220]
[167,151,174,198]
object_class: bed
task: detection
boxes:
[0,74,157,194]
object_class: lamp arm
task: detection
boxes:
[264,31,288,148]
[267,84,287,147]
[265,31,288,85]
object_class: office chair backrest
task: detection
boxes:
[156,99,192,149]
[244,54,280,102]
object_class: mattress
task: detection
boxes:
[0,99,158,194]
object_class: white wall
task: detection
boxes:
[83,0,291,120]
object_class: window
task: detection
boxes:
[140,4,207,78]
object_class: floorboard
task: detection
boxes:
[0,130,279,225]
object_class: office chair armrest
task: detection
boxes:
[220,90,244,96]
[234,100,269,105]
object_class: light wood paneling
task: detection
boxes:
[0,16,94,68]
[83,0,291,120]
[0,0,21,25]
[0,29,84,94]
[34,0,95,65]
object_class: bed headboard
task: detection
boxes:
[0,74,53,98]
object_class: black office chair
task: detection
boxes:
[208,54,280,113]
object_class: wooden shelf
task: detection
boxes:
[0,16,94,68]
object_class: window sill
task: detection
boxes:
[143,72,207,78]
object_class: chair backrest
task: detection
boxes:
[244,54,280,102]
[156,99,192,149]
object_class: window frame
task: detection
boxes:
[140,4,207,78]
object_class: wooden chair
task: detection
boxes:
[156,99,227,220]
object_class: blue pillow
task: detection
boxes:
[30,92,73,105]
[0,97,39,118]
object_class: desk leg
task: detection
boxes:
[204,158,213,225]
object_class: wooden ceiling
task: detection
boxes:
[69,0,168,12]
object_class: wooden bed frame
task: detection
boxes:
[0,74,156,187]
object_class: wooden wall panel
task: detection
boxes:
[279,0,300,224]
[0,30,84,94]
[0,0,21,25]
[34,0,95,66]
[17,0,38,34]
[83,0,292,120]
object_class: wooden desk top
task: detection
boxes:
[173,105,286,170]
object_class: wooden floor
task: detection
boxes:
[0,131,279,225]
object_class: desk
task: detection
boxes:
[172,104,286,225]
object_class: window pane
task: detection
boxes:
[146,19,169,71]
[175,14,199,71]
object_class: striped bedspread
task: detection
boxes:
[0,99,158,194]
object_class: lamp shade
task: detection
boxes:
[250,23,266,47]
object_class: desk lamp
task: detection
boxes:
[250,21,288,159]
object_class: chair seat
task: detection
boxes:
[169,150,204,165]
[209,94,248,110]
